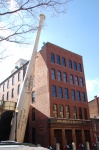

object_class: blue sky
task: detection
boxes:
[0,0,99,101]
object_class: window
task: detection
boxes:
[12,88,14,98]
[51,68,56,80]
[17,84,20,95]
[18,72,21,81]
[71,90,75,100]
[7,80,10,88]
[80,77,84,87]
[52,85,57,97]
[32,108,35,121]
[82,92,86,102]
[57,70,62,81]
[78,63,82,72]
[84,108,88,120]
[3,83,5,92]
[73,61,77,70]
[6,92,9,100]
[62,57,66,67]
[58,87,63,98]
[2,95,4,101]
[51,53,55,63]
[68,60,72,69]
[70,74,74,84]
[32,91,35,102]
[79,107,83,119]
[60,105,64,118]
[76,91,80,101]
[73,106,77,119]
[75,76,79,85]
[56,55,61,65]
[64,88,69,99]
[66,106,70,118]
[12,76,14,85]
[53,104,58,118]
[63,72,67,83]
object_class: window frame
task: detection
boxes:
[51,68,56,80]
[62,57,66,67]
[52,85,57,97]
[64,88,69,99]
[71,90,75,100]
[57,70,62,81]
[58,87,63,98]
[68,59,72,69]
[56,55,61,65]
[51,53,55,63]
[70,74,74,84]
[73,61,77,70]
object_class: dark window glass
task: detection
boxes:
[73,106,77,119]
[68,60,72,69]
[60,105,64,118]
[63,72,67,83]
[76,91,80,101]
[71,90,75,100]
[82,92,86,102]
[73,61,77,70]
[56,55,61,65]
[58,87,63,98]
[32,91,35,102]
[66,106,70,118]
[62,57,66,67]
[75,76,79,85]
[32,108,35,121]
[80,77,84,87]
[70,74,74,84]
[3,83,5,92]
[79,107,83,119]
[51,68,56,80]
[6,92,9,100]
[52,85,57,97]
[12,76,14,85]
[12,88,14,98]
[17,84,20,95]
[53,104,58,118]
[84,108,88,120]
[51,53,55,63]
[7,80,10,88]
[78,63,82,72]
[18,72,21,81]
[57,70,62,81]
[64,88,69,99]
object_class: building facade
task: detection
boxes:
[0,43,94,149]
[88,96,99,143]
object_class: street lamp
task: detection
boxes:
[15,108,18,142]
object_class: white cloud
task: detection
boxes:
[86,78,99,101]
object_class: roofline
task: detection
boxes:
[0,61,29,85]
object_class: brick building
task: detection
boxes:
[0,42,94,148]
[88,96,99,143]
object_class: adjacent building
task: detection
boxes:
[0,42,94,148]
[88,96,99,143]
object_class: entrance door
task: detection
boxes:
[65,130,73,145]
[54,129,62,149]
[75,130,82,146]
[84,130,91,142]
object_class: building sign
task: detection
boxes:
[49,118,90,125]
